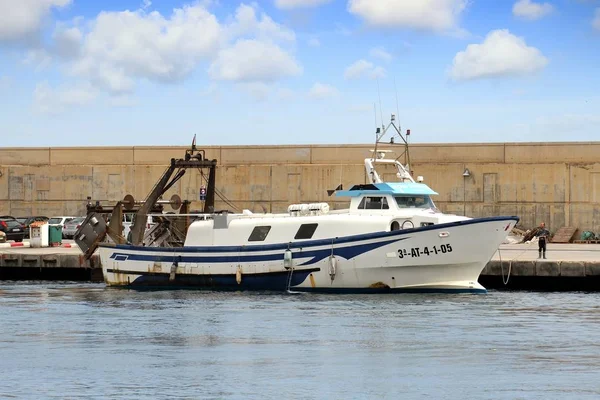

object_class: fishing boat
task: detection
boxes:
[76,117,518,293]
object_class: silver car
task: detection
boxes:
[62,217,86,239]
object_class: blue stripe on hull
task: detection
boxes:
[107,268,317,290]
[108,237,405,265]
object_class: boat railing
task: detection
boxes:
[365,157,414,184]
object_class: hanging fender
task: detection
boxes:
[283,249,293,270]
[169,263,177,282]
[236,266,242,285]
[328,255,337,281]
[169,257,180,282]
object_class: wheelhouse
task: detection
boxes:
[335,182,439,213]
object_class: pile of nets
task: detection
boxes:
[581,231,598,241]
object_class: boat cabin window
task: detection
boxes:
[394,195,435,209]
[294,223,318,240]
[248,226,271,242]
[358,196,389,210]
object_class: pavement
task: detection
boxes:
[0,239,82,255]
[493,243,600,262]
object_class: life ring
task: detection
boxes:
[401,220,414,229]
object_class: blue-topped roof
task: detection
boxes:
[335,182,438,197]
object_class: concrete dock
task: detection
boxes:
[480,243,600,290]
[0,241,599,290]
[0,242,101,282]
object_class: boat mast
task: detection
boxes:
[374,114,412,173]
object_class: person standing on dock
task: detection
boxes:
[536,222,550,259]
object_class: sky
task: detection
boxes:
[0,0,599,147]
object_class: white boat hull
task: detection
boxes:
[99,216,518,294]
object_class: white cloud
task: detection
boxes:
[23,49,52,72]
[33,81,97,114]
[68,4,222,94]
[237,82,271,101]
[209,4,300,85]
[276,87,296,100]
[344,59,372,79]
[348,0,467,32]
[110,95,137,108]
[228,3,295,43]
[38,3,301,95]
[308,37,320,47]
[0,0,71,42]
[512,0,554,20]
[52,25,82,59]
[308,82,338,99]
[344,59,386,80]
[449,29,548,81]
[369,66,386,79]
[369,46,392,62]
[275,0,333,9]
[209,39,301,82]
[594,8,600,31]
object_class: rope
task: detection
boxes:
[284,242,296,293]
[198,168,240,212]
[499,239,537,286]
[499,248,511,285]
[286,265,295,293]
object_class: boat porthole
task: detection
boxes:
[391,221,400,231]
[401,220,414,230]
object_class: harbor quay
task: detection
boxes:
[1,242,599,291]
[1,141,600,233]
[0,244,101,282]
[2,141,600,291]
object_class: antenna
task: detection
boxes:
[394,76,401,137]
[373,102,378,134]
[372,103,378,160]
[376,78,384,129]
[373,79,386,160]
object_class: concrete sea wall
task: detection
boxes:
[1,142,600,232]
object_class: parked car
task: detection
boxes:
[0,216,26,242]
[123,214,157,240]
[16,216,49,238]
[48,216,76,228]
[48,216,76,238]
[62,217,86,239]
[103,213,156,243]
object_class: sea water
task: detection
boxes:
[1,283,599,399]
